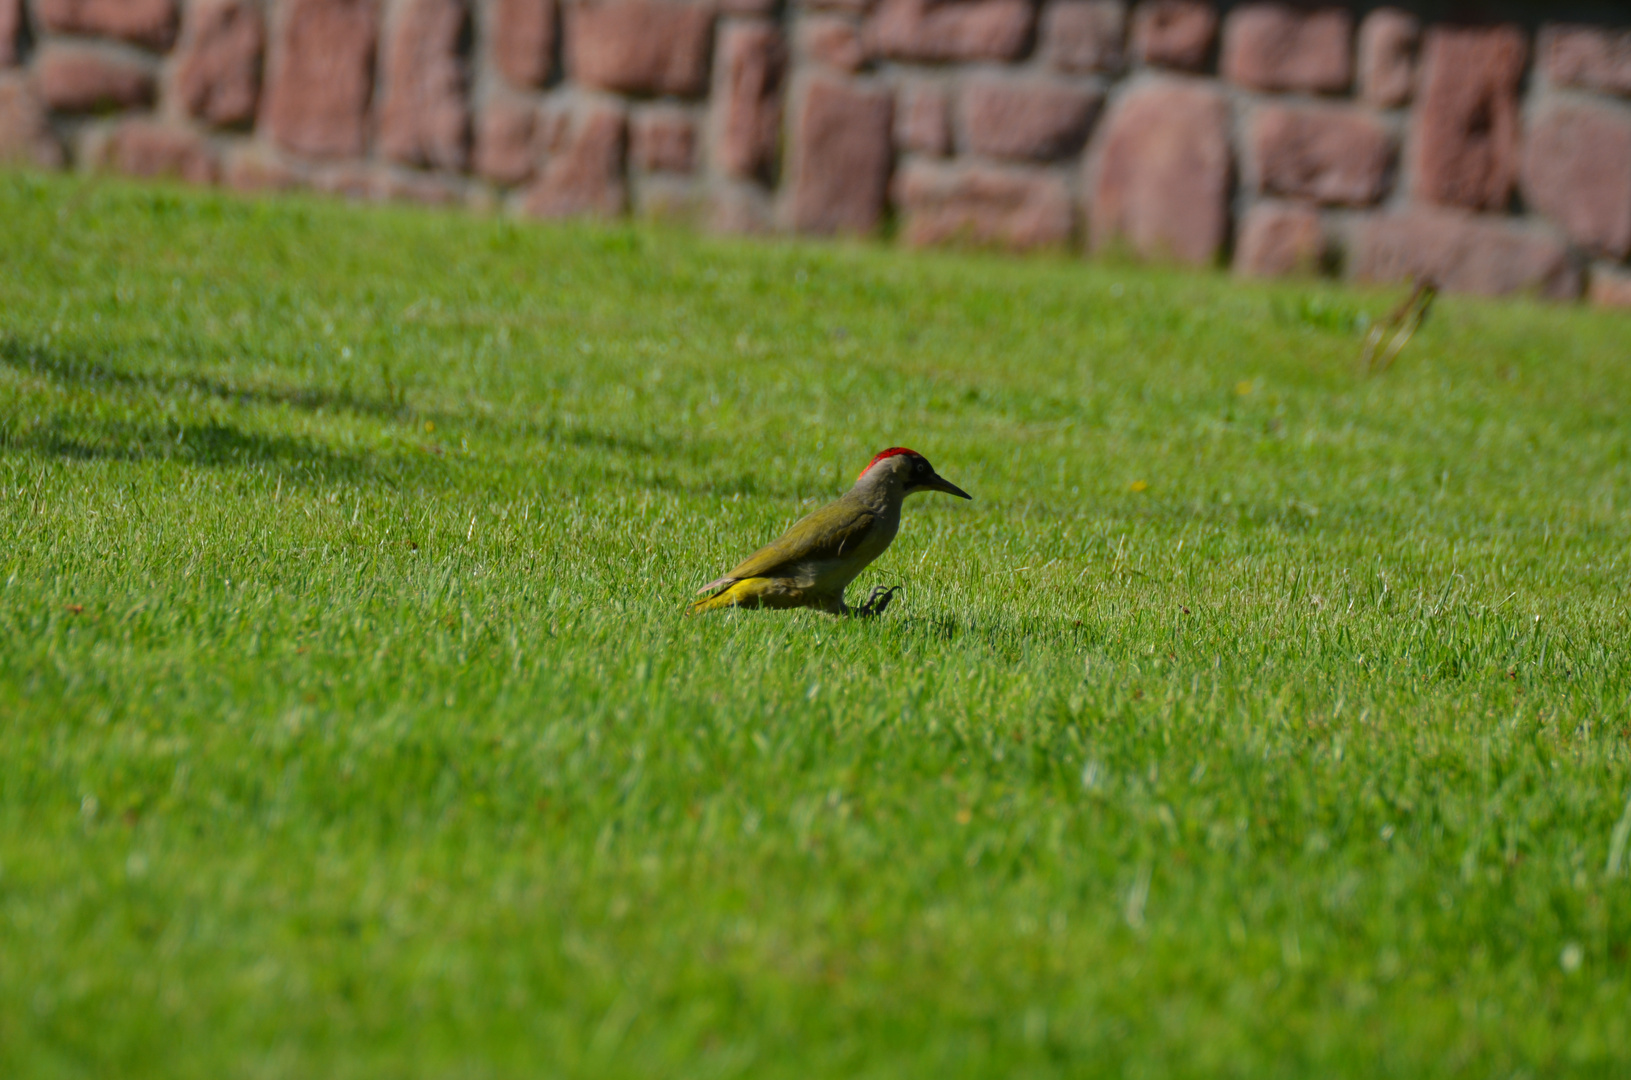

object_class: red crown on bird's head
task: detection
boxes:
[858,447,922,479]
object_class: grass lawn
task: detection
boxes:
[1,171,1628,1078]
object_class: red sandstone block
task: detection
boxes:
[260,0,378,159]
[474,97,539,185]
[1356,7,1417,108]
[492,0,556,88]
[865,0,1034,63]
[1248,103,1391,206]
[1349,209,1579,299]
[36,43,155,112]
[172,0,263,128]
[896,159,1074,250]
[1040,0,1125,74]
[798,14,865,72]
[35,0,178,51]
[523,101,627,218]
[0,73,65,166]
[1,0,21,67]
[566,1,714,98]
[1589,263,1631,308]
[1408,25,1526,212]
[718,0,776,14]
[1129,0,1216,72]
[1540,25,1631,97]
[630,104,696,172]
[711,20,785,182]
[1521,99,1631,260]
[895,80,949,156]
[1220,3,1350,94]
[1088,78,1230,265]
[1233,201,1323,277]
[961,76,1099,162]
[107,119,217,184]
[378,0,470,171]
[787,75,892,234]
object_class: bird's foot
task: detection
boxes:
[853,584,903,618]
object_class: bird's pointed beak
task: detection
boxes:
[925,472,973,500]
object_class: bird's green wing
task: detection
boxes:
[721,500,880,582]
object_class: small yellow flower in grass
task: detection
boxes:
[1235,379,1255,396]
[955,808,972,826]
[424,421,435,433]
[1128,480,1148,493]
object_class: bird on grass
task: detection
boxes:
[688,447,971,617]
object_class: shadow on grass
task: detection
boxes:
[890,610,1095,650]
[525,417,797,499]
[3,414,405,482]
[633,466,785,500]
[0,333,409,420]
[4,333,825,499]
[0,336,433,487]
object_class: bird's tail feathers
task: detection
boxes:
[695,575,734,595]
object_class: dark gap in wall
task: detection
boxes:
[15,0,35,62]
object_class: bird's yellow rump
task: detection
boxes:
[686,577,798,615]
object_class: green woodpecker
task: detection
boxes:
[688,447,972,617]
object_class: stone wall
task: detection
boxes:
[1,0,1629,304]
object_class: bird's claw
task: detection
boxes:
[854,584,903,618]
